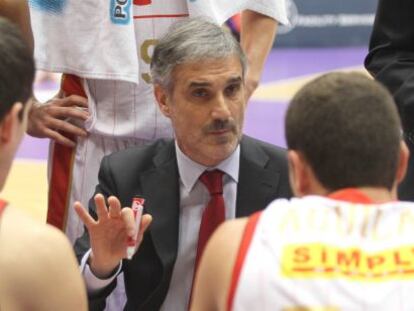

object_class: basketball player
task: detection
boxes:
[191,72,414,310]
[0,17,87,311]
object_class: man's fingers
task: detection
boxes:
[52,94,88,108]
[121,208,135,236]
[136,214,153,244]
[140,214,152,234]
[47,118,88,137]
[108,196,122,219]
[94,194,109,220]
[50,106,90,121]
[43,128,76,147]
[74,201,96,228]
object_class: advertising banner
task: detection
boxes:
[276,0,378,47]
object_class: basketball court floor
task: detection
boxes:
[2,47,368,222]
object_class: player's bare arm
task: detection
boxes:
[0,207,88,311]
[0,0,33,50]
[240,10,278,100]
[191,218,248,311]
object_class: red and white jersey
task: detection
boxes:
[82,0,188,140]
[229,190,414,311]
[0,199,7,218]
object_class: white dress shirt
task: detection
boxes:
[81,142,240,310]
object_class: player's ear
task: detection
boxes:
[288,150,317,197]
[0,102,23,144]
[154,84,171,118]
[288,150,307,197]
[396,140,409,184]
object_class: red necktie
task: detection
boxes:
[195,169,226,268]
[189,170,226,308]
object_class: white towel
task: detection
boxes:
[30,0,139,83]
[187,0,289,26]
[30,0,288,84]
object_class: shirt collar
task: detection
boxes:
[327,188,374,204]
[175,141,240,193]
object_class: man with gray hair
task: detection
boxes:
[74,18,291,311]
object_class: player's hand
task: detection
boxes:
[74,194,152,278]
[27,92,89,147]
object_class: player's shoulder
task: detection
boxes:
[0,207,87,311]
[1,207,73,267]
[204,218,249,270]
[214,218,249,244]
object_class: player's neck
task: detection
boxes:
[351,187,395,203]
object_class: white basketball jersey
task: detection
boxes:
[230,192,414,311]
[82,0,189,140]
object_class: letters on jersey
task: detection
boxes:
[111,0,132,24]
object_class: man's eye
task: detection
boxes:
[225,84,241,96]
[192,89,209,97]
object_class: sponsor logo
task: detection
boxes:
[279,0,375,35]
[282,243,414,281]
[111,0,132,25]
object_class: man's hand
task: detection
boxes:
[27,92,89,147]
[74,194,152,278]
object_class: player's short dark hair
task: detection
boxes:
[285,72,402,191]
[0,17,35,121]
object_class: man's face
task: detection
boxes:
[155,56,245,166]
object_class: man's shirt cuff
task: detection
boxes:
[80,249,122,294]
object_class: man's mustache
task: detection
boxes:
[203,119,237,133]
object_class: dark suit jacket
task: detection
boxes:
[365,0,414,200]
[365,0,414,133]
[75,135,291,311]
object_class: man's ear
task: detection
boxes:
[0,102,23,144]
[288,150,304,197]
[396,140,409,184]
[153,84,171,118]
[288,150,311,197]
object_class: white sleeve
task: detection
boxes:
[188,0,289,26]
[80,249,122,294]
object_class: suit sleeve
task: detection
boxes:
[74,155,119,311]
[365,0,414,135]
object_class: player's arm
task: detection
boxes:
[191,218,248,311]
[240,10,278,99]
[0,0,33,51]
[0,208,88,310]
[21,226,88,310]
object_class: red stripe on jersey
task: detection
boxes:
[227,211,262,311]
[47,74,85,230]
[328,188,375,204]
[0,199,8,218]
[133,13,189,19]
[134,0,152,5]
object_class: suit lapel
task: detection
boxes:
[140,142,180,270]
[236,136,281,217]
